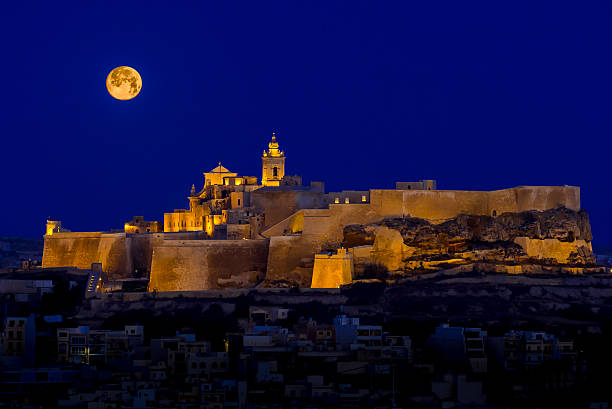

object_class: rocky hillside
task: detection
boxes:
[343,207,596,274]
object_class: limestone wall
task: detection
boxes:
[301,186,581,245]
[261,185,582,283]
[251,189,326,229]
[251,190,299,228]
[261,210,305,237]
[265,235,314,282]
[513,186,580,212]
[148,239,269,291]
[42,232,131,279]
[227,224,251,240]
[370,186,580,221]
[43,231,206,279]
[311,250,354,288]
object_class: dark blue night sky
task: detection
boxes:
[1,1,610,244]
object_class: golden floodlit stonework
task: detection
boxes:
[42,134,600,291]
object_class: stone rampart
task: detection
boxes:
[311,249,354,288]
[43,231,206,279]
[42,232,131,279]
[261,186,582,281]
[148,239,269,291]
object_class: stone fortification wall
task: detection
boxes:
[43,231,206,279]
[42,232,131,279]
[148,239,269,291]
[251,190,300,228]
[261,210,305,237]
[311,249,354,288]
[265,235,321,286]
[371,185,580,221]
[251,189,326,229]
[262,186,582,282]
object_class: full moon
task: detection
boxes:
[106,66,142,100]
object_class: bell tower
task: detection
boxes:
[262,133,285,187]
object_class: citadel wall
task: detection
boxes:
[251,188,327,229]
[261,186,582,284]
[42,185,583,289]
[310,248,354,288]
[42,232,131,279]
[42,231,206,279]
[148,239,269,291]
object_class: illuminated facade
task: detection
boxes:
[261,133,285,187]
[46,220,69,236]
[163,134,289,237]
[42,132,593,291]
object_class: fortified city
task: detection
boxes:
[42,134,601,292]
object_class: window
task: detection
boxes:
[492,210,497,217]
[237,199,240,206]
[334,198,339,204]
[71,336,86,345]
[345,198,349,204]
[70,346,86,355]
[361,195,366,202]
[273,167,278,177]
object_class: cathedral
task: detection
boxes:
[162,134,322,239]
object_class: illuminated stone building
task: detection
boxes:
[42,133,596,292]
[261,133,285,187]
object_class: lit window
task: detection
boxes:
[334,198,339,204]
[345,198,349,204]
[361,195,366,202]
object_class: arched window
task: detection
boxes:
[492,210,497,217]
